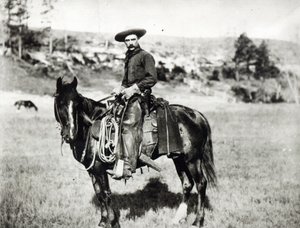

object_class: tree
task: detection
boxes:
[5,0,29,58]
[233,33,257,79]
[0,1,8,54]
[255,41,280,79]
[255,41,270,75]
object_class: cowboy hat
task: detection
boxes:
[115,28,146,42]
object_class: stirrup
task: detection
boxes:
[106,160,132,180]
[167,151,182,159]
[138,153,161,172]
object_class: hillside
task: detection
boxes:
[1,29,300,103]
[51,29,300,65]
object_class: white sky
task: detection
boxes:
[27,0,300,41]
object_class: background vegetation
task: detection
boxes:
[1,0,300,104]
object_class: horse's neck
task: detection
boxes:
[81,96,106,119]
[70,123,88,162]
[70,96,105,162]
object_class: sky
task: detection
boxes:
[27,0,300,42]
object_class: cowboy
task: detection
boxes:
[109,28,157,179]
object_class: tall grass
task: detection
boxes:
[1,104,299,227]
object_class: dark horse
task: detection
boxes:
[14,100,38,111]
[54,77,217,228]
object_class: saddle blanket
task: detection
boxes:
[155,98,183,157]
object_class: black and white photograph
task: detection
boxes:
[0,0,299,227]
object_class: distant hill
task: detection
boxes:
[49,29,300,65]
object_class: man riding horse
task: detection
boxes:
[54,55,216,227]
[107,28,158,179]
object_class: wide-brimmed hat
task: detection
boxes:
[115,28,146,42]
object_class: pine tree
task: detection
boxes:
[233,33,257,79]
[255,41,270,78]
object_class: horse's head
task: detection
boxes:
[54,77,81,143]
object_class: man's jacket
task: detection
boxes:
[122,47,157,92]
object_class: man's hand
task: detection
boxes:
[121,84,141,100]
[112,86,125,95]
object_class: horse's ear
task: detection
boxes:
[71,77,78,89]
[56,77,62,92]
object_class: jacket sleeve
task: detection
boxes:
[137,53,157,91]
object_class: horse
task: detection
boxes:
[14,100,38,111]
[54,76,217,228]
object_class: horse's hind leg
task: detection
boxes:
[188,159,207,227]
[172,156,194,224]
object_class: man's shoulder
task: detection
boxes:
[139,49,153,58]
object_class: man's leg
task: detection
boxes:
[121,100,143,173]
[109,99,143,179]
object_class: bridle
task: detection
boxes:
[54,99,78,143]
[54,100,66,156]
[54,94,116,171]
[54,97,81,167]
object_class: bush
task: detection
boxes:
[208,69,220,81]
[22,29,45,50]
[222,63,236,79]
[231,84,255,102]
[171,65,186,74]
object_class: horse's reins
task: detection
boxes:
[97,94,114,103]
[55,94,119,171]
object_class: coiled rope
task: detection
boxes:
[97,115,119,163]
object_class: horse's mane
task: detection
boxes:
[78,93,106,120]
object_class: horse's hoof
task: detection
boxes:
[192,217,204,227]
[172,203,188,224]
[98,222,112,228]
[179,218,187,224]
[172,218,186,225]
[112,222,120,228]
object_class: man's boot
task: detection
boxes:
[107,159,132,180]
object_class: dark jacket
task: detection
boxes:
[122,47,157,92]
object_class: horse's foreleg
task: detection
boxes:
[89,173,120,228]
[189,160,207,227]
[172,157,194,224]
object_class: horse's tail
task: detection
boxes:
[200,117,217,188]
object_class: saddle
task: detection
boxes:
[90,95,183,161]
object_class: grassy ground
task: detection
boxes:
[0,89,299,227]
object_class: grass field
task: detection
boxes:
[0,91,299,228]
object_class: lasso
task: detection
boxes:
[97,115,119,163]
